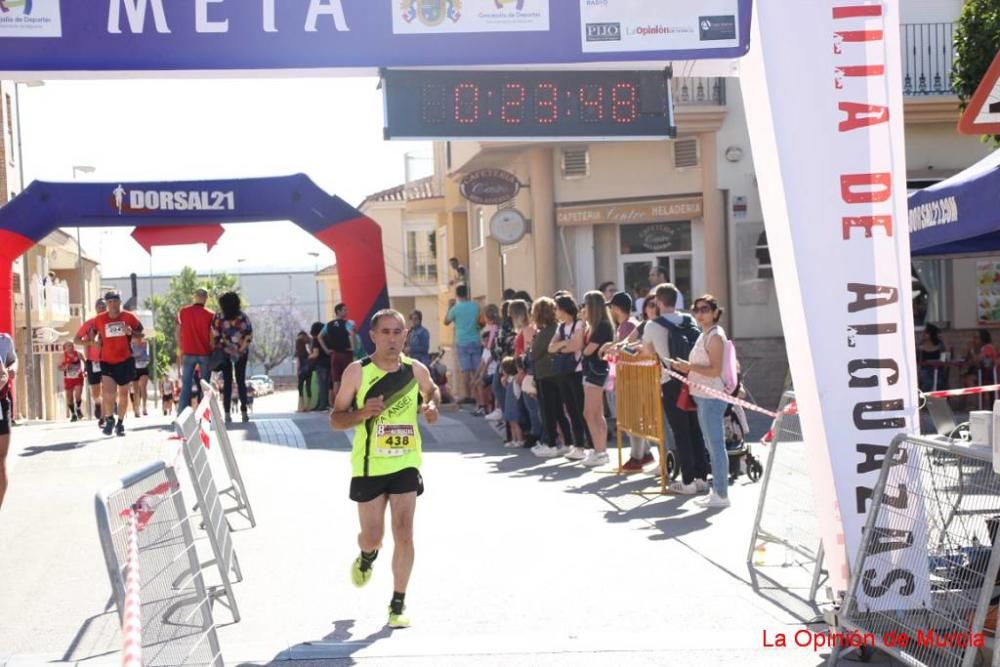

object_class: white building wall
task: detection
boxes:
[901,0,963,23]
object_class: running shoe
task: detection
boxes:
[472,407,486,417]
[581,451,609,468]
[553,444,570,457]
[388,606,411,628]
[668,480,700,495]
[621,458,645,473]
[564,446,586,461]
[351,556,373,588]
[503,440,522,449]
[695,491,731,509]
[484,408,503,421]
[533,445,560,458]
[102,418,114,436]
[70,414,78,423]
[694,479,710,493]
[115,422,125,437]
[242,411,250,423]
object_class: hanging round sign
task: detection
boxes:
[489,208,529,245]
[460,169,521,205]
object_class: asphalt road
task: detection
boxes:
[0,390,882,666]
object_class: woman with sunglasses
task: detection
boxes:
[669,295,731,509]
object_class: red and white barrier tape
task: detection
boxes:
[921,383,1000,399]
[611,354,779,418]
[121,509,142,667]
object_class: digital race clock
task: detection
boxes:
[382,70,676,140]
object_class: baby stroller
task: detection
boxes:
[724,384,763,483]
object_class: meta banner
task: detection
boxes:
[0,0,751,75]
[742,1,928,609]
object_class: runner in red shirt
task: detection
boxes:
[74,298,108,425]
[87,291,143,436]
[59,341,85,422]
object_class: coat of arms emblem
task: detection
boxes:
[400,0,462,26]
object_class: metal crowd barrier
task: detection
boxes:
[200,379,256,528]
[613,352,670,494]
[746,390,829,605]
[175,405,244,623]
[829,433,1000,667]
[95,461,224,666]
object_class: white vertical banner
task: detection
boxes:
[741,1,930,609]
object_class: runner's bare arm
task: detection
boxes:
[412,361,440,425]
[0,359,7,392]
[330,362,384,429]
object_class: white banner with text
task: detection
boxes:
[742,0,929,610]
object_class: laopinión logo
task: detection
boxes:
[586,22,620,42]
[0,0,33,15]
[400,0,462,27]
[699,14,737,41]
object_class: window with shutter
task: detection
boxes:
[673,138,699,168]
[561,148,589,179]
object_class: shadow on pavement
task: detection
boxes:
[19,440,93,456]
[239,618,396,666]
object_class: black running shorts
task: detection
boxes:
[0,395,10,436]
[349,467,423,503]
[85,360,102,386]
[101,358,136,387]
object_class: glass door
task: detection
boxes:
[620,253,693,311]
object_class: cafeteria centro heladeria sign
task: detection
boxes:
[0,0,752,75]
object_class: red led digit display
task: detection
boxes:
[579,84,605,122]
[534,82,558,125]
[501,83,526,125]
[454,82,480,125]
[386,70,675,139]
[611,83,638,124]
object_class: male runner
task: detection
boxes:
[75,298,107,425]
[87,291,143,436]
[330,309,440,629]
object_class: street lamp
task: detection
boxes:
[307,251,321,321]
[14,80,45,420]
[71,165,96,325]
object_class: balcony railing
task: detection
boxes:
[902,22,955,96]
[673,77,726,106]
[405,253,438,285]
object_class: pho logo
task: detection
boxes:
[699,14,736,41]
[0,0,33,15]
[400,0,462,27]
[586,22,620,42]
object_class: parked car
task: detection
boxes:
[249,375,274,395]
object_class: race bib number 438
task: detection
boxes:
[373,424,416,458]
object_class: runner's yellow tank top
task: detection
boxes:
[351,355,423,477]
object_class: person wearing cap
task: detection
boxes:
[75,298,109,425]
[88,290,143,436]
[177,287,215,415]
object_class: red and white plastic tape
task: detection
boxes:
[921,383,1000,399]
[121,509,142,667]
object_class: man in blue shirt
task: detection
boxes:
[405,310,431,367]
[444,285,481,404]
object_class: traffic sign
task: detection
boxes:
[958,50,1000,135]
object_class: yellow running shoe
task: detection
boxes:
[388,606,411,628]
[350,556,373,588]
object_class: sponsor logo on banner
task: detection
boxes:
[581,0,740,53]
[743,1,929,610]
[698,15,736,41]
[585,22,620,42]
[0,0,61,38]
[111,185,236,214]
[394,0,548,34]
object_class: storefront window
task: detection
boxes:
[620,221,692,255]
[619,222,693,307]
[912,259,949,328]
